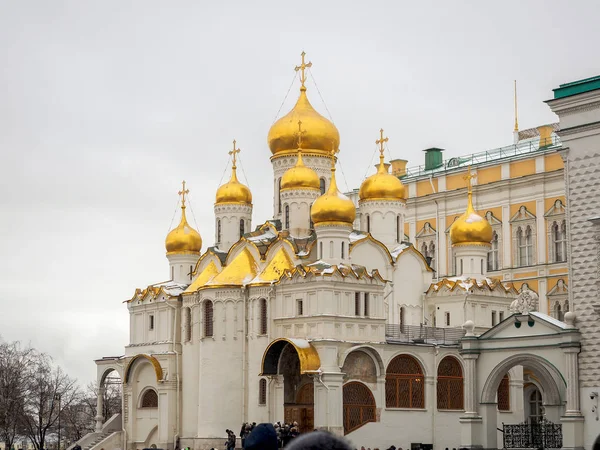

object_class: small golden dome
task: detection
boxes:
[311,154,356,226]
[281,150,320,191]
[359,154,405,201]
[450,191,492,246]
[165,206,202,255]
[215,164,252,205]
[268,88,340,156]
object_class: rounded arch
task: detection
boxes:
[260,338,321,375]
[343,381,376,434]
[481,353,564,405]
[124,354,163,384]
[385,353,425,408]
[339,345,385,377]
[138,387,159,408]
[99,365,123,387]
[386,350,429,377]
[437,355,464,410]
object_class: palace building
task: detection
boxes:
[85,57,599,450]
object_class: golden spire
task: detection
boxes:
[216,140,252,205]
[178,180,189,208]
[376,128,389,169]
[514,80,519,132]
[229,139,241,169]
[295,51,312,92]
[463,166,476,211]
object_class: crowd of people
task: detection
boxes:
[234,421,302,448]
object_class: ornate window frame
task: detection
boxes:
[485,211,503,272]
[544,200,567,263]
[416,222,437,272]
[547,279,569,321]
[510,206,537,267]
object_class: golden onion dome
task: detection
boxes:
[450,188,493,246]
[311,154,356,226]
[359,153,405,201]
[268,88,340,156]
[281,149,320,191]
[215,163,252,205]
[165,206,202,255]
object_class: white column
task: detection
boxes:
[271,375,284,423]
[536,198,546,264]
[459,351,483,449]
[95,385,105,432]
[313,373,344,435]
[563,346,582,416]
[502,205,512,269]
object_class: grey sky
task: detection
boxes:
[0,0,597,387]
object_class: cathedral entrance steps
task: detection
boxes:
[85,431,122,450]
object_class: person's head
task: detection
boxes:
[245,423,278,450]
[285,431,353,450]
[593,433,600,450]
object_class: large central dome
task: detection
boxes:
[268,88,340,156]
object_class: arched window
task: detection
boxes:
[184,307,192,342]
[259,378,267,405]
[518,226,533,266]
[239,219,245,239]
[141,389,158,408]
[310,203,314,229]
[319,242,323,259]
[343,382,376,434]
[285,205,290,229]
[204,300,214,337]
[396,216,401,243]
[497,374,510,411]
[437,356,464,410]
[217,219,222,244]
[259,298,268,335]
[319,178,326,195]
[430,242,436,271]
[487,231,499,271]
[385,355,424,408]
[552,220,567,262]
[366,215,370,233]
[529,388,543,422]
[341,241,345,259]
[399,306,405,330]
[278,178,282,214]
[554,302,564,321]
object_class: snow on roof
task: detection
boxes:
[349,230,368,243]
[530,311,570,329]
[287,338,311,349]
[390,242,411,260]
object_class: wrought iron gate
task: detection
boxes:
[502,418,562,449]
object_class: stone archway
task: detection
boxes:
[95,362,124,432]
[260,338,321,433]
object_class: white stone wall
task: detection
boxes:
[214,203,252,252]
[359,200,406,250]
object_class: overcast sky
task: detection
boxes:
[1,0,598,387]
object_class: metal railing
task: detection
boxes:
[403,135,562,179]
[385,324,466,345]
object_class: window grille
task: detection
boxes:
[239,219,245,239]
[149,315,154,330]
[343,382,376,434]
[497,374,510,411]
[259,379,267,405]
[355,292,360,316]
[385,355,425,408]
[437,356,464,410]
[259,298,268,335]
[297,299,303,316]
[204,301,214,337]
[141,389,158,408]
[285,205,290,229]
[364,293,370,317]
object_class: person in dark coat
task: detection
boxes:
[285,431,353,450]
[245,423,278,450]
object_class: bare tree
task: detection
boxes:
[19,353,81,450]
[0,339,37,450]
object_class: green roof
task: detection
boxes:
[553,75,600,99]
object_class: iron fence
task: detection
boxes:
[502,418,563,449]
[385,324,465,345]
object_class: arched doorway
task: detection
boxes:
[342,382,376,434]
[95,363,124,432]
[261,338,321,434]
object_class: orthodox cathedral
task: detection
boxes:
[90,56,597,450]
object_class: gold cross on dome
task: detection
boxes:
[295,51,312,89]
[178,180,189,208]
[376,128,389,155]
[463,166,476,194]
[229,139,241,167]
[297,120,306,149]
